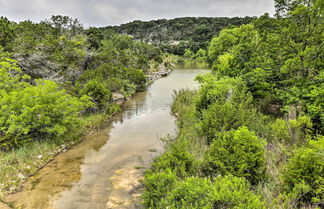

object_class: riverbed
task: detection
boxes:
[5,69,209,209]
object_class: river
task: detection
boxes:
[5,69,209,209]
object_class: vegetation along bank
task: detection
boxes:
[0,15,172,198]
[142,0,323,208]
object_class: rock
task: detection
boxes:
[112,93,125,102]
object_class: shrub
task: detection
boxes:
[162,177,215,209]
[123,67,147,90]
[0,60,92,150]
[199,102,260,142]
[281,137,324,205]
[195,76,250,113]
[79,78,112,110]
[151,140,197,177]
[270,119,290,142]
[203,126,267,184]
[0,79,92,150]
[142,170,177,208]
[159,176,266,209]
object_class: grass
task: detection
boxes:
[148,148,157,152]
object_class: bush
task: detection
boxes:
[0,80,92,150]
[159,176,266,209]
[203,126,267,184]
[281,137,324,205]
[162,177,215,209]
[200,102,260,143]
[195,76,250,113]
[270,119,290,142]
[79,78,112,110]
[123,67,147,90]
[151,140,197,177]
[0,61,92,150]
[142,170,177,208]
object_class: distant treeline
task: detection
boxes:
[106,17,255,55]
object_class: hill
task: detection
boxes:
[106,17,255,54]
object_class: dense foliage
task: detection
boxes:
[0,15,165,150]
[203,126,266,185]
[143,174,265,209]
[143,0,323,208]
[282,137,324,206]
[107,17,254,55]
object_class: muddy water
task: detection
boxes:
[5,69,208,209]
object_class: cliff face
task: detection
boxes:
[106,17,255,54]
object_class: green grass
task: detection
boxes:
[148,148,157,152]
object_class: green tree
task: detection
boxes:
[0,17,15,51]
[0,61,92,150]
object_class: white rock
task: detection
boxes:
[18,173,25,179]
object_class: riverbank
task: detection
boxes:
[2,69,207,209]
[0,112,114,200]
[0,68,172,207]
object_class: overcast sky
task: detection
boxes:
[1,0,275,27]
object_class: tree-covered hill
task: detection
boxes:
[106,17,255,54]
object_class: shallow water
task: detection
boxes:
[6,69,209,209]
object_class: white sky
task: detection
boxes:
[0,0,276,26]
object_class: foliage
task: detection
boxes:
[281,137,324,205]
[202,127,266,184]
[142,170,178,208]
[79,78,112,110]
[151,139,197,177]
[195,76,251,112]
[207,1,324,132]
[0,61,92,150]
[108,17,255,55]
[0,17,15,51]
[157,176,265,209]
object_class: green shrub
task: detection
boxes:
[151,140,197,177]
[281,137,324,205]
[203,126,267,184]
[159,176,266,209]
[0,79,92,150]
[195,76,250,113]
[199,102,260,142]
[142,170,177,208]
[270,119,290,142]
[79,78,112,110]
[124,67,147,90]
[162,177,215,209]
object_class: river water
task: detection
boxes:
[6,69,208,209]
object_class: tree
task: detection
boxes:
[0,16,15,51]
[0,60,92,150]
